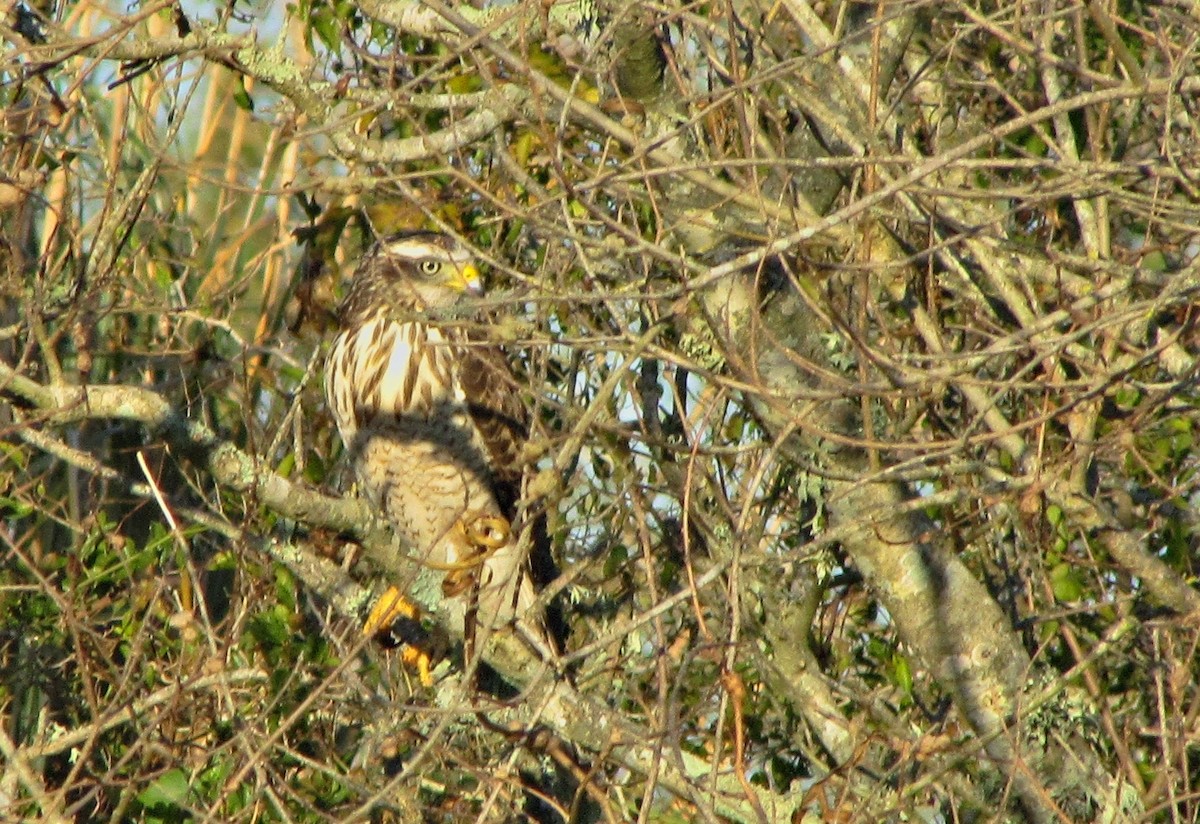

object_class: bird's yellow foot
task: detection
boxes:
[363,586,433,686]
[399,643,433,687]
[442,513,510,597]
[363,586,420,635]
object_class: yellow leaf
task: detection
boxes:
[447,71,482,94]
[513,130,538,166]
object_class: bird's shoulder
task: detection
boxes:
[458,341,529,486]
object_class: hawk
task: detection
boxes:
[324,231,547,679]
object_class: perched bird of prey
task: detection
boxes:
[324,231,547,679]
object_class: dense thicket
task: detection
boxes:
[2,1,1198,822]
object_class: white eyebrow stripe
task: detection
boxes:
[385,241,447,258]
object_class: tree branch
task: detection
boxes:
[0,361,799,823]
[0,361,371,535]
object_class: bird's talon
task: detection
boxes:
[459,513,510,549]
[441,569,473,598]
[441,514,509,597]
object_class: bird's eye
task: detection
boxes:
[419,259,442,276]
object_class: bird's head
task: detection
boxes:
[345,231,485,320]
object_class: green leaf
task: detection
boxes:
[446,70,482,94]
[0,495,34,518]
[657,558,679,588]
[0,440,29,469]
[892,652,913,695]
[1168,416,1192,434]
[276,452,296,478]
[302,451,327,484]
[274,566,298,609]
[279,363,309,383]
[232,76,254,111]
[1141,250,1167,272]
[1112,386,1140,410]
[603,544,629,578]
[208,551,237,571]
[138,768,190,809]
[512,130,537,166]
[1050,562,1085,602]
[1022,131,1048,157]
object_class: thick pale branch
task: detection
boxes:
[26,22,523,167]
[0,362,371,535]
[355,0,597,42]
[15,670,268,761]
[708,277,1066,823]
[0,362,796,823]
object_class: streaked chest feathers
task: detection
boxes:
[328,314,462,440]
[326,313,497,544]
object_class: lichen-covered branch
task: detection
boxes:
[0,361,798,823]
[0,361,371,535]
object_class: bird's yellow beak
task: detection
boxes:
[447,263,484,297]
